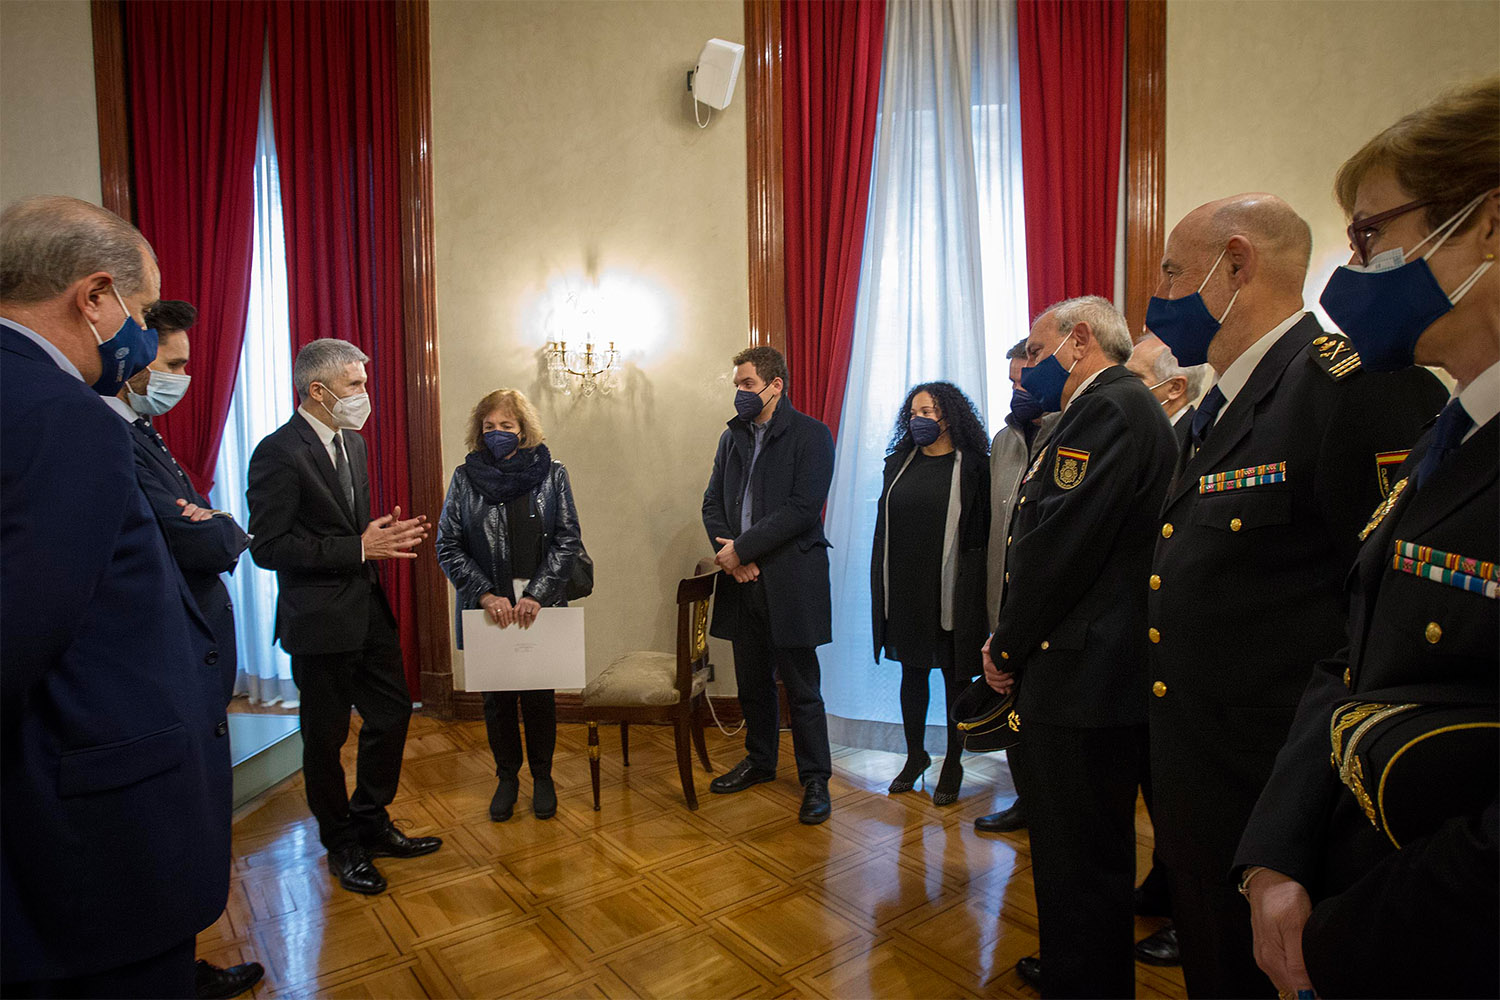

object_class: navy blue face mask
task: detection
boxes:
[1320,193,1494,372]
[1019,340,1076,414]
[1144,247,1239,367]
[484,429,520,460]
[89,286,158,397]
[735,385,771,421]
[909,415,943,447]
[1009,386,1046,423]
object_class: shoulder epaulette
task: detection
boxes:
[1309,333,1362,381]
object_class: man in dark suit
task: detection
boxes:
[102,299,264,1000]
[1127,332,1209,451]
[247,338,439,896]
[1144,193,1446,998]
[1,196,230,998]
[983,296,1178,997]
[702,345,836,825]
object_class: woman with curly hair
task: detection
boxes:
[870,381,991,805]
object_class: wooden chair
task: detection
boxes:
[582,570,715,809]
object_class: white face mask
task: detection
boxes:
[316,383,372,431]
[125,369,192,417]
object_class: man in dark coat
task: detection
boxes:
[701,345,836,825]
[247,338,440,897]
[1,196,230,998]
[104,299,264,999]
[982,295,1177,998]
[1145,193,1446,998]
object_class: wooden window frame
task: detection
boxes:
[91,0,458,717]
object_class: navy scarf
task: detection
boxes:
[463,443,552,503]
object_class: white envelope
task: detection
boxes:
[457,607,586,692]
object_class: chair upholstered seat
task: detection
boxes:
[582,652,707,707]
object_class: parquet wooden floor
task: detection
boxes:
[207,713,1188,998]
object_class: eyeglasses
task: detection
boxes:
[1347,198,1431,265]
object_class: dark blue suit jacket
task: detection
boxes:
[127,415,250,703]
[0,324,231,982]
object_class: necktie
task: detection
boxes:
[333,431,356,516]
[136,418,192,490]
[1190,385,1227,452]
[1413,400,1474,489]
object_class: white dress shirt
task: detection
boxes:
[1454,359,1499,443]
[1207,310,1307,426]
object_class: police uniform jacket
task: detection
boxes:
[0,326,230,982]
[128,416,250,703]
[1148,314,1447,878]
[702,399,834,649]
[1234,412,1498,999]
[991,365,1176,728]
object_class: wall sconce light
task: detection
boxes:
[546,340,620,397]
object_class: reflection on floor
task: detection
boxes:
[203,713,1187,998]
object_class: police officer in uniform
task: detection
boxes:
[1237,78,1498,1000]
[1143,193,1446,997]
[982,296,1176,997]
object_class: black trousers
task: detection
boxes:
[1166,866,1275,999]
[1012,720,1145,999]
[290,595,412,851]
[483,689,556,780]
[730,579,832,783]
[5,936,196,999]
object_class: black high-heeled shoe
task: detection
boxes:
[932,757,963,806]
[888,750,932,794]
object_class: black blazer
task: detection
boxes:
[702,399,834,649]
[1,326,230,982]
[991,365,1176,728]
[246,412,380,656]
[1147,316,1446,878]
[129,417,250,703]
[870,445,990,676]
[1235,415,1498,999]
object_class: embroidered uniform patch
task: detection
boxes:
[1375,450,1409,498]
[1391,539,1498,599]
[1310,334,1363,380]
[1198,461,1287,495]
[1053,447,1089,490]
[1359,477,1407,540]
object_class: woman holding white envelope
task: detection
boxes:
[436,388,584,822]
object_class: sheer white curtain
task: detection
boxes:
[213,58,297,706]
[823,0,1028,751]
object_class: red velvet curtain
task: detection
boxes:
[125,0,267,497]
[269,0,418,695]
[1016,0,1126,317]
[781,0,886,441]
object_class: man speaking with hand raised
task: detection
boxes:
[248,338,441,897]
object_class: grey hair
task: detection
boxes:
[1049,295,1132,364]
[1135,337,1212,400]
[293,338,370,400]
[0,196,152,303]
[1182,363,1211,402]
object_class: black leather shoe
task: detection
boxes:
[799,777,831,825]
[328,845,387,895]
[1015,955,1042,991]
[532,777,557,820]
[195,959,264,1000]
[363,821,442,859]
[490,776,519,821]
[709,757,776,794]
[974,800,1026,832]
[1134,923,1180,966]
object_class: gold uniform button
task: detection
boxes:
[1040,640,1050,651]
[1004,572,1010,583]
[1018,496,1027,506]
[1148,627,1161,643]
[1425,622,1442,644]
[1161,523,1173,538]
[1149,574,1161,590]
[1152,680,1167,698]
[1343,667,1352,688]
[1007,535,1012,545]
[1000,651,1009,660]
[1230,517,1243,532]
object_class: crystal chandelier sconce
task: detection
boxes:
[546,340,621,397]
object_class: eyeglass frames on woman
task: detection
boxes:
[1347,197,1432,265]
